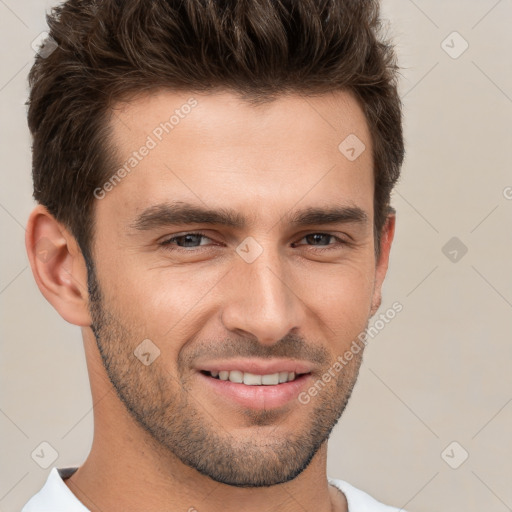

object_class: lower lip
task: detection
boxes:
[197,372,312,410]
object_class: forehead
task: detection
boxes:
[99,89,374,228]
[109,89,370,153]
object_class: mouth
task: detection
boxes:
[196,361,313,410]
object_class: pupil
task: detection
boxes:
[308,234,329,246]
[181,234,201,247]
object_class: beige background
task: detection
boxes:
[1,1,511,511]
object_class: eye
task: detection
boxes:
[158,231,347,253]
[292,233,346,250]
[159,232,214,250]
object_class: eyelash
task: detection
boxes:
[159,232,347,252]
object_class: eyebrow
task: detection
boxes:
[129,201,368,232]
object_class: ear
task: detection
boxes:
[370,213,396,317]
[25,205,92,326]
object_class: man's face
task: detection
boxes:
[87,90,385,486]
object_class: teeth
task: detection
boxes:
[228,370,244,383]
[261,373,279,385]
[244,373,262,385]
[210,370,301,385]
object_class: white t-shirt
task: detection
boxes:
[21,467,406,512]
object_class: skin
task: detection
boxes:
[26,89,395,512]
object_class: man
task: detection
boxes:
[22,0,405,510]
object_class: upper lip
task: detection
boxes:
[196,358,314,375]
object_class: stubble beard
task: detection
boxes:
[87,264,365,487]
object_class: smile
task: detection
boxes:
[203,370,304,385]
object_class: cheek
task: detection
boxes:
[301,262,375,341]
[103,261,221,344]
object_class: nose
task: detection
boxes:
[221,246,304,345]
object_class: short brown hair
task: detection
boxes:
[28,0,404,264]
